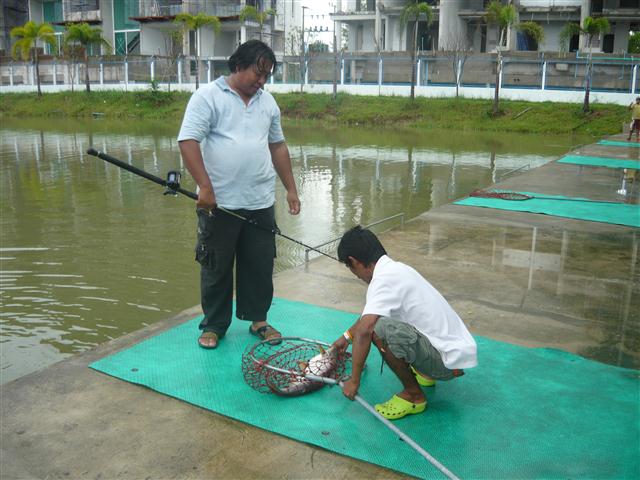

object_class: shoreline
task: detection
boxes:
[0,90,630,138]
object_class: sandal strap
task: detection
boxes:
[256,325,280,338]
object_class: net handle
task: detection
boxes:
[349,389,461,480]
[274,369,460,480]
[246,339,459,479]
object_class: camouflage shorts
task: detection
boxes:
[373,317,456,381]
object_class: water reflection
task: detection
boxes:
[412,220,639,368]
[0,119,577,383]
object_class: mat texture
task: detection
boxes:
[454,191,640,227]
[558,155,640,170]
[597,140,640,147]
[90,298,639,479]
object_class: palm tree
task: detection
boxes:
[483,2,544,115]
[64,23,111,93]
[10,21,57,96]
[484,0,516,115]
[239,6,275,42]
[400,1,434,101]
[560,16,610,113]
[174,13,221,90]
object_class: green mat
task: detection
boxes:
[90,298,639,479]
[455,191,640,227]
[558,155,640,170]
[598,140,640,147]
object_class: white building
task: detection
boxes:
[5,0,306,59]
[331,0,640,55]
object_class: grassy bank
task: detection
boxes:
[0,90,629,137]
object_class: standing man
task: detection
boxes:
[627,97,640,142]
[333,226,477,420]
[178,40,300,349]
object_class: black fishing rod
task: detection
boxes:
[86,148,339,262]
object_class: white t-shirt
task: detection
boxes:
[363,255,477,369]
[177,76,285,210]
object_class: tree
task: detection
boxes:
[484,0,516,115]
[10,21,57,96]
[239,6,275,42]
[174,12,221,90]
[400,1,434,101]
[61,41,83,92]
[629,32,640,54]
[484,2,543,115]
[560,16,610,113]
[161,28,184,92]
[64,23,111,93]
[439,34,472,98]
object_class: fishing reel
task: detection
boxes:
[164,171,181,196]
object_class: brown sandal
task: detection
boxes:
[198,331,219,349]
[249,324,282,345]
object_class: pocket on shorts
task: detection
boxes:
[375,318,419,364]
[194,242,215,268]
[194,209,216,268]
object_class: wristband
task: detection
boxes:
[343,330,353,344]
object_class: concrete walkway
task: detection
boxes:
[2,135,638,479]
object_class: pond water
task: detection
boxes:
[0,117,586,383]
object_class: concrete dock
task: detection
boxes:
[2,135,638,479]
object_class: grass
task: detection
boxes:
[0,90,630,138]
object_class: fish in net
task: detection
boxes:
[242,337,352,396]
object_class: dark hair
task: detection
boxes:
[337,226,387,267]
[228,40,277,73]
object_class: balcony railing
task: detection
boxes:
[138,0,241,18]
[62,0,101,22]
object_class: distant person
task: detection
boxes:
[627,97,640,141]
[332,226,477,420]
[178,40,300,349]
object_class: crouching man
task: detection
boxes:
[332,226,477,420]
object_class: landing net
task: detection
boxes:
[242,337,352,397]
[469,189,532,200]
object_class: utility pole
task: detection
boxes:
[332,2,338,99]
[300,5,308,93]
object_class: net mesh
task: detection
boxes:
[242,337,352,397]
[469,190,531,200]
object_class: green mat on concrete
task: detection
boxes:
[90,298,639,479]
[558,155,640,170]
[598,140,640,147]
[455,191,640,227]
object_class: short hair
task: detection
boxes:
[228,40,277,73]
[337,226,387,267]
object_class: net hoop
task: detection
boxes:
[469,189,531,201]
[242,337,352,397]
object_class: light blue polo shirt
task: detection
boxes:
[177,76,285,210]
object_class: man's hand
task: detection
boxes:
[341,377,360,400]
[287,190,301,215]
[332,335,350,353]
[197,185,217,211]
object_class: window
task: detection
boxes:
[602,34,614,53]
[569,34,579,52]
[620,0,639,8]
[592,0,603,14]
[113,0,139,30]
[115,31,140,55]
[517,25,539,52]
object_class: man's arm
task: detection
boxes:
[178,139,216,210]
[269,142,300,215]
[335,313,380,400]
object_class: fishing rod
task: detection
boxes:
[86,148,339,262]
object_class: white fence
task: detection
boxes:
[1,53,638,105]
